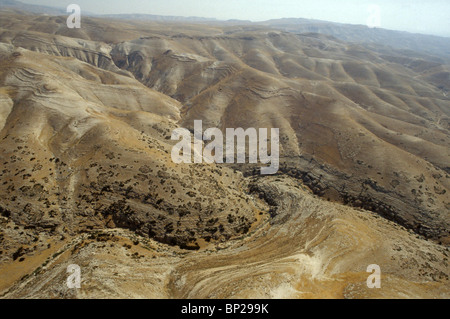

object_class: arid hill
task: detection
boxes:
[0,10,448,298]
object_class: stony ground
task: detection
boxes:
[0,11,449,298]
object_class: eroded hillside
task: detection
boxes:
[0,11,449,298]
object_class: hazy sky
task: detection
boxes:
[20,0,450,37]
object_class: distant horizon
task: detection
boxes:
[11,0,450,38]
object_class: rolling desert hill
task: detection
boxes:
[261,18,450,63]
[0,9,448,299]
